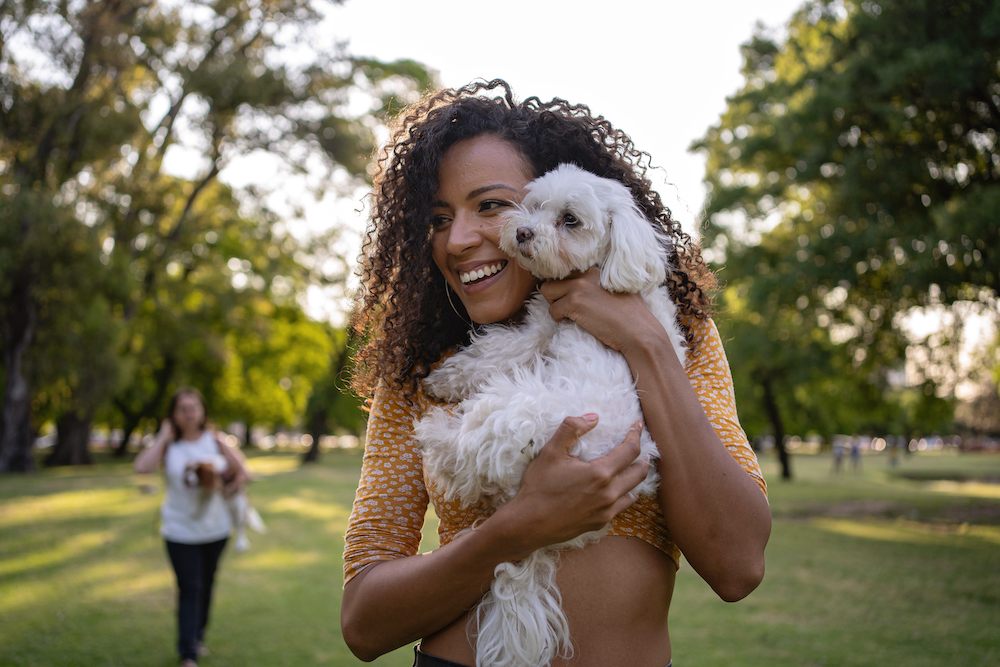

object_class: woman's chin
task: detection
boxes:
[460,269,536,324]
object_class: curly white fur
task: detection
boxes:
[414,164,687,667]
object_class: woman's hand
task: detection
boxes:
[215,432,252,496]
[540,268,664,357]
[494,414,649,556]
[133,419,175,474]
[157,419,175,442]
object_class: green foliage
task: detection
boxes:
[0,0,432,467]
[213,307,334,430]
[303,327,367,438]
[694,0,996,445]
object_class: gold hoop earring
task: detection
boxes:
[445,278,471,325]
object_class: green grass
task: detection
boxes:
[2,448,999,666]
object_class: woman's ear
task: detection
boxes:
[598,183,667,293]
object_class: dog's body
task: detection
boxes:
[414,164,687,667]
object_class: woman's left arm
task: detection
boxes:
[542,269,771,602]
[215,432,253,495]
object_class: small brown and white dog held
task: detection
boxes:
[184,460,266,552]
[415,163,687,667]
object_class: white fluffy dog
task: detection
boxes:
[414,163,687,667]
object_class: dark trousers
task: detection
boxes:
[165,538,228,661]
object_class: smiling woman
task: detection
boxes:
[343,79,770,667]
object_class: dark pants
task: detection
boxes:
[165,538,228,661]
[413,646,473,667]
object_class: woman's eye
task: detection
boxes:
[431,215,451,228]
[562,213,578,227]
[480,200,508,213]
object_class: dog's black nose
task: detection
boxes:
[516,227,533,244]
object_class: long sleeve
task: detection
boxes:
[343,382,431,584]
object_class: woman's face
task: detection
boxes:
[431,135,539,324]
[172,393,205,435]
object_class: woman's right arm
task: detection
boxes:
[341,411,649,661]
[133,420,174,474]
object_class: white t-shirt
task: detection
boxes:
[160,430,232,544]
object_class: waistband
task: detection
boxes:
[413,645,471,667]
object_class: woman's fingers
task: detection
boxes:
[539,413,600,457]
[595,420,645,476]
[540,268,657,354]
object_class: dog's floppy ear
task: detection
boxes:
[596,180,668,293]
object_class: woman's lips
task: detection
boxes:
[460,260,506,285]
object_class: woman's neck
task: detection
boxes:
[179,427,204,442]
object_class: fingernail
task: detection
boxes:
[583,413,599,422]
[634,420,644,431]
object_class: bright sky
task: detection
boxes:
[233,0,807,322]
[329,0,806,233]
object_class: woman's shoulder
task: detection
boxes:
[370,375,433,424]
[677,313,724,358]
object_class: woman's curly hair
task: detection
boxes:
[350,79,716,399]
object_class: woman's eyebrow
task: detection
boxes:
[467,184,518,200]
[431,184,519,209]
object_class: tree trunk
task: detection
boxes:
[115,415,142,458]
[45,410,94,467]
[302,406,327,464]
[0,282,38,473]
[760,375,792,480]
[113,354,175,457]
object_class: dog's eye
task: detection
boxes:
[562,213,578,228]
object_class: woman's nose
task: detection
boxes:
[445,210,484,253]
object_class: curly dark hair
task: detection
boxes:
[350,79,716,399]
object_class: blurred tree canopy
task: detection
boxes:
[694,0,998,476]
[0,0,433,471]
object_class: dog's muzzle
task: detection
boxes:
[515,226,534,257]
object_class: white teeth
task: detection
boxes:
[460,262,504,284]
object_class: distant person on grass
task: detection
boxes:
[134,388,252,667]
[832,438,845,474]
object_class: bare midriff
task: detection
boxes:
[420,536,675,667]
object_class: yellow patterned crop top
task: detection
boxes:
[343,315,767,584]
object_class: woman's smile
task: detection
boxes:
[459,259,507,287]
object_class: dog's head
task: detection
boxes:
[498,163,669,293]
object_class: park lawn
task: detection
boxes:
[0,448,998,666]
